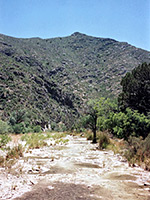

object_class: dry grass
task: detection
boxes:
[0,156,5,167]
[21,133,48,149]
[99,132,110,150]
[20,132,69,149]
[0,134,12,148]
[123,135,150,170]
[6,144,24,160]
[46,132,68,140]
[0,143,24,170]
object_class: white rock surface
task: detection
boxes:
[0,135,150,200]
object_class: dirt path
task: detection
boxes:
[1,136,150,199]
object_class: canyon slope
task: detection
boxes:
[0,32,150,126]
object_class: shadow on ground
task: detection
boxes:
[14,181,111,200]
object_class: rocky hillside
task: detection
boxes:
[0,32,150,127]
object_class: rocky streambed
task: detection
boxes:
[0,135,150,200]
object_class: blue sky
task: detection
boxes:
[0,0,150,50]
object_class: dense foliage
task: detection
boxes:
[106,108,150,139]
[78,62,150,141]
[79,62,150,142]
[119,63,150,115]
[0,109,42,134]
[76,98,117,142]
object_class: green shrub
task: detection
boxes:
[8,110,39,134]
[59,123,67,132]
[24,126,33,133]
[9,109,28,125]
[55,138,69,144]
[12,123,25,134]
[106,108,150,139]
[33,125,42,133]
[21,133,29,141]
[50,132,67,140]
[0,120,9,134]
[51,122,57,130]
[0,134,11,148]
[22,133,47,149]
[97,116,107,131]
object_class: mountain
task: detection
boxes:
[0,32,150,127]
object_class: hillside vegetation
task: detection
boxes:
[0,32,150,128]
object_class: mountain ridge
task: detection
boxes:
[1,31,148,51]
[0,32,150,127]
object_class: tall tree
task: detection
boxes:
[81,98,117,143]
[81,100,98,143]
[118,63,150,115]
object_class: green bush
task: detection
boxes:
[59,123,67,132]
[24,126,33,133]
[21,133,29,141]
[0,134,11,148]
[0,120,9,134]
[22,133,47,149]
[8,110,39,134]
[50,132,67,140]
[105,108,150,139]
[97,116,107,131]
[12,123,25,134]
[51,122,57,130]
[32,125,41,133]
[9,109,28,125]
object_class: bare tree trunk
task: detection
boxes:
[92,128,97,143]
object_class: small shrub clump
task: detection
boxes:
[6,144,24,160]
[85,131,93,140]
[99,133,110,150]
[47,132,67,140]
[0,134,11,148]
[124,134,150,170]
[0,156,5,166]
[55,138,69,144]
[0,120,9,134]
[21,133,48,149]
